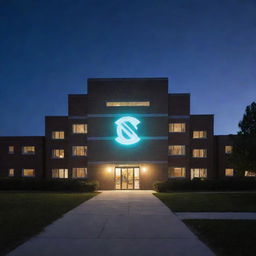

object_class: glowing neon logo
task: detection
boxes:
[115,116,140,145]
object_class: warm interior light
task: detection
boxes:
[107,167,112,173]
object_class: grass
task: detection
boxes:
[0,192,98,256]
[185,220,256,256]
[154,192,256,212]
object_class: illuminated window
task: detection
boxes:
[193,131,207,139]
[52,169,68,178]
[225,168,234,176]
[72,146,87,156]
[169,123,186,133]
[52,131,65,139]
[8,146,14,154]
[192,149,207,158]
[245,171,256,177]
[9,168,14,177]
[52,149,65,158]
[225,146,233,154]
[168,167,186,178]
[22,146,35,155]
[191,168,207,179]
[72,168,87,178]
[72,124,87,134]
[168,145,186,155]
[22,169,35,177]
[106,101,150,107]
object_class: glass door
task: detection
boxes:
[115,167,140,190]
[121,168,128,189]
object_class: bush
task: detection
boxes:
[153,177,256,192]
[0,178,99,192]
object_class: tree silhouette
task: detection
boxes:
[229,102,256,174]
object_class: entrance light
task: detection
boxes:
[142,167,147,172]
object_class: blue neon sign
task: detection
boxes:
[115,116,140,145]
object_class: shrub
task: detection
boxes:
[153,177,256,192]
[0,178,99,192]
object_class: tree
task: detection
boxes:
[229,102,256,175]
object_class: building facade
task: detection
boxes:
[0,78,237,189]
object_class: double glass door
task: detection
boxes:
[115,167,140,190]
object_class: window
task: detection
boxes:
[9,168,14,177]
[192,149,207,158]
[193,131,207,139]
[72,124,87,134]
[106,101,150,107]
[191,168,207,179]
[72,168,87,178]
[52,149,65,158]
[22,146,35,155]
[169,123,186,133]
[22,169,35,177]
[8,146,14,154]
[52,169,68,178]
[168,145,186,156]
[72,146,87,156]
[225,168,234,176]
[245,171,256,177]
[168,167,186,178]
[52,131,65,139]
[225,146,233,154]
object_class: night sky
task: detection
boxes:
[1,0,255,136]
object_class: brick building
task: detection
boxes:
[0,78,237,189]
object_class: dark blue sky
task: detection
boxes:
[1,0,255,136]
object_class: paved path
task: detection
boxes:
[8,191,214,256]
[176,212,256,220]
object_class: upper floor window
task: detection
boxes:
[72,168,87,178]
[193,131,207,139]
[191,168,207,179]
[9,168,14,177]
[72,146,87,156]
[22,168,35,177]
[22,146,35,155]
[106,101,150,107]
[169,123,186,133]
[168,167,186,178]
[168,145,186,156]
[72,124,87,134]
[52,168,68,178]
[52,149,65,159]
[192,149,207,158]
[225,168,234,177]
[8,146,14,154]
[225,146,233,154]
[245,171,256,177]
[52,131,65,139]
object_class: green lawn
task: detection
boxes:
[185,220,256,256]
[154,192,256,212]
[0,192,98,256]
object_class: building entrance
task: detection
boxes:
[115,167,140,189]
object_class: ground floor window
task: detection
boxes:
[190,168,207,179]
[245,171,256,177]
[22,169,35,177]
[8,168,14,177]
[72,168,87,178]
[168,167,186,178]
[52,169,68,178]
[225,168,234,176]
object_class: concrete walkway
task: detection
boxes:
[176,212,256,220]
[7,191,214,256]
